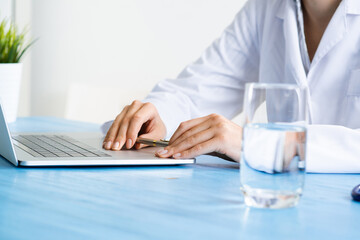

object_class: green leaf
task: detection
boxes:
[16,38,37,62]
[0,18,36,63]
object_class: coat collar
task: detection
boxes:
[273,0,360,124]
[276,0,360,19]
[347,0,360,15]
[275,0,358,69]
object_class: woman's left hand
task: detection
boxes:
[156,114,243,161]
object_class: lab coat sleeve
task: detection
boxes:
[143,1,261,139]
[306,125,360,173]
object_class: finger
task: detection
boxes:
[174,138,218,159]
[135,131,164,150]
[134,142,147,150]
[115,100,143,150]
[126,103,161,149]
[125,102,159,149]
[170,118,212,147]
[297,132,306,161]
[157,128,215,158]
[169,115,212,144]
[283,132,297,169]
[103,106,129,149]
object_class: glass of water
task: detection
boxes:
[240,83,308,209]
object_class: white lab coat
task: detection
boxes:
[142,0,360,173]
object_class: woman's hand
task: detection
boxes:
[156,114,242,161]
[103,100,166,150]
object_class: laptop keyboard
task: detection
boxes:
[12,135,111,158]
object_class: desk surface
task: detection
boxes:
[0,117,359,240]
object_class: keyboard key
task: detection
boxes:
[12,134,111,158]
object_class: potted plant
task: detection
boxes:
[0,19,35,122]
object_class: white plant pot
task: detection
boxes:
[0,63,23,123]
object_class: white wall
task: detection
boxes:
[15,0,32,117]
[24,0,246,123]
[0,0,12,19]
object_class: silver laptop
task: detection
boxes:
[0,103,195,167]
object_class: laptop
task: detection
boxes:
[0,103,195,167]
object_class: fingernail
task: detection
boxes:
[112,141,120,150]
[105,141,112,149]
[173,153,181,158]
[127,139,133,148]
[156,149,168,155]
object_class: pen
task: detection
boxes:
[136,137,169,147]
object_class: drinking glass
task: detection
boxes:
[240,83,308,209]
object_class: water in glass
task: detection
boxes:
[240,123,306,208]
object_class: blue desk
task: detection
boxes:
[0,117,359,239]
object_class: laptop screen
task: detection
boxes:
[0,103,18,166]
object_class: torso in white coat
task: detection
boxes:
[143,0,360,172]
[145,0,360,133]
[259,0,360,128]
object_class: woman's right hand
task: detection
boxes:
[103,100,166,150]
